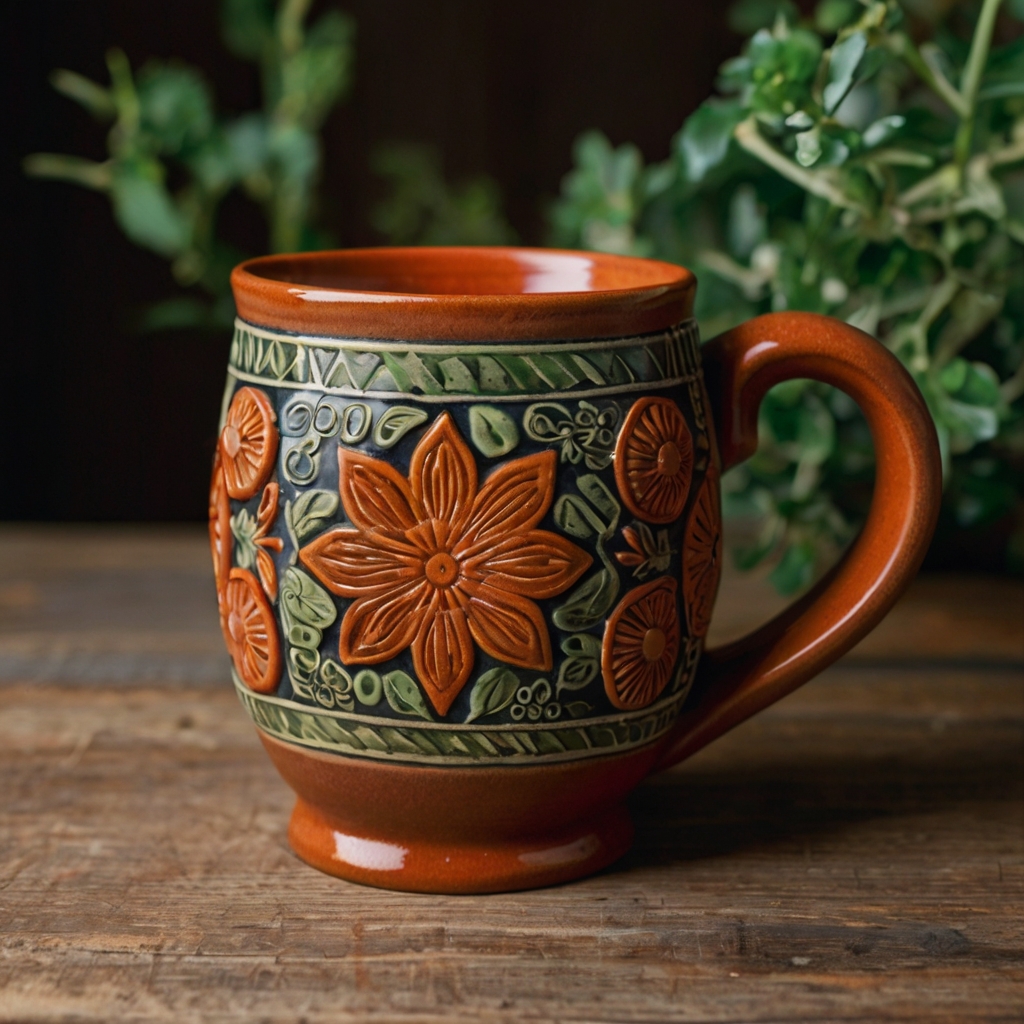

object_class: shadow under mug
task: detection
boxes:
[209,246,941,893]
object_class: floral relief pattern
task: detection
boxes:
[300,412,593,716]
[613,397,694,525]
[220,386,279,500]
[221,567,282,694]
[601,576,681,711]
[208,453,231,597]
[251,484,285,600]
[682,466,723,638]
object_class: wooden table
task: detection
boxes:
[1,525,1021,1022]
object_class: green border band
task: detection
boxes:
[235,674,691,767]
[228,317,702,401]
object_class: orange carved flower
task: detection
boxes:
[300,412,592,716]
[682,467,722,638]
[601,576,680,711]
[222,567,281,694]
[220,386,279,500]
[614,397,694,524]
[208,453,231,596]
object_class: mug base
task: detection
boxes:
[287,797,634,894]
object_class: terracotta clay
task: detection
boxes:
[211,247,941,893]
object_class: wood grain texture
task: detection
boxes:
[0,526,1022,1022]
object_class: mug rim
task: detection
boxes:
[231,246,696,342]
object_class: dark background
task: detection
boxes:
[2,1,745,521]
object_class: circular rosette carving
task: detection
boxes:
[222,567,282,694]
[614,397,694,524]
[682,467,722,638]
[208,453,231,597]
[220,387,279,500]
[601,576,681,711]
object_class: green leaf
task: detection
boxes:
[372,406,428,448]
[554,494,596,539]
[552,569,619,631]
[823,32,867,114]
[288,489,339,543]
[221,0,274,60]
[469,405,519,457]
[110,165,189,257]
[729,0,799,34]
[862,115,905,149]
[383,670,433,721]
[769,541,816,595]
[677,100,744,183]
[576,474,621,533]
[814,0,859,34]
[466,667,519,723]
[561,633,602,659]
[280,566,337,631]
[556,656,599,695]
[137,62,214,153]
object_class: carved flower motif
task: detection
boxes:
[220,386,279,500]
[222,567,281,694]
[601,576,680,711]
[682,467,722,638]
[300,412,592,716]
[614,397,694,524]
[208,453,231,596]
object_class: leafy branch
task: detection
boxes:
[552,0,1024,588]
[24,0,355,330]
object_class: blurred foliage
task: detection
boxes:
[551,0,1024,589]
[371,143,517,247]
[24,0,355,329]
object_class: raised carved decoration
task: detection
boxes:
[682,466,722,638]
[300,412,592,716]
[253,484,284,600]
[221,567,282,694]
[219,386,279,500]
[614,397,694,524]
[601,576,681,711]
[208,454,231,597]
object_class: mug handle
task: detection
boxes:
[656,312,942,771]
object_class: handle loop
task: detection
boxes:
[656,312,942,770]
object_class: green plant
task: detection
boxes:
[551,0,1024,590]
[24,0,355,329]
[370,142,517,247]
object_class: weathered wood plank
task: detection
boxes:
[1,667,1021,1022]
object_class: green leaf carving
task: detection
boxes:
[561,632,602,659]
[286,489,339,543]
[554,494,595,539]
[564,701,594,719]
[469,405,519,457]
[556,655,600,694]
[576,474,620,534]
[552,568,619,631]
[466,666,519,723]
[383,670,433,720]
[373,406,428,449]
[280,566,337,631]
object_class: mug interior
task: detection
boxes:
[231,246,696,341]
[243,247,689,296]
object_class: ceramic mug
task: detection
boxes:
[211,247,940,893]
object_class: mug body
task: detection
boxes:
[212,247,722,892]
